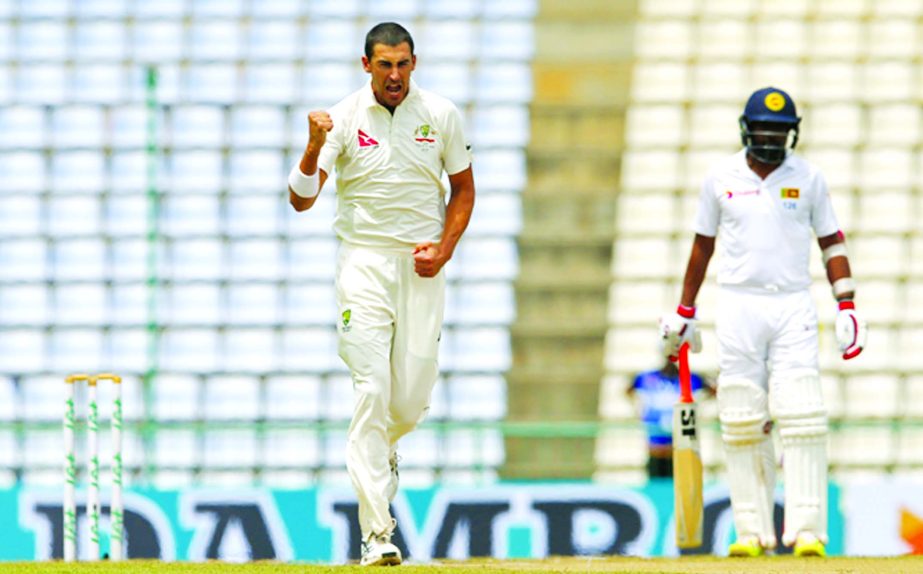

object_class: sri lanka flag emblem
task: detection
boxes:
[781,188,800,199]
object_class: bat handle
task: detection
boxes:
[679,342,693,403]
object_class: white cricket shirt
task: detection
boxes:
[317,80,471,249]
[694,149,840,292]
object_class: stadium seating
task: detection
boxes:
[598,0,923,479]
[0,1,534,486]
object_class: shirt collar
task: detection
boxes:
[735,148,794,181]
[360,79,420,110]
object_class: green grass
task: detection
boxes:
[2,556,921,574]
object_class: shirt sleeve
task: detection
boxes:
[316,105,346,177]
[809,169,840,238]
[692,173,719,237]
[441,104,472,176]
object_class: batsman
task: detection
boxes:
[661,87,867,558]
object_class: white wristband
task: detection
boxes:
[832,277,856,299]
[288,164,320,198]
[822,243,848,265]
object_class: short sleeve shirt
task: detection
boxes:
[693,150,840,292]
[317,80,471,249]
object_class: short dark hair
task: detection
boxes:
[364,22,414,60]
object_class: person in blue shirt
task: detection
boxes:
[628,358,713,478]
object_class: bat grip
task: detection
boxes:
[678,342,693,403]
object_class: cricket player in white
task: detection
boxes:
[287,23,475,566]
[661,87,867,558]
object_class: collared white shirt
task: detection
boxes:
[317,80,471,249]
[694,149,840,292]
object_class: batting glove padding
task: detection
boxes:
[660,305,703,360]
[835,300,866,360]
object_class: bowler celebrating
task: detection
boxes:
[288,22,475,566]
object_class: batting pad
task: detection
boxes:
[718,378,777,548]
[770,372,829,546]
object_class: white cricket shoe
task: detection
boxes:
[360,531,402,566]
[385,452,400,503]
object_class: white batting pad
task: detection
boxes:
[769,373,828,546]
[718,378,777,548]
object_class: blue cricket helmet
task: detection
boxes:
[739,87,801,164]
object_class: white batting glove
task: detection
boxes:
[660,305,703,361]
[835,300,866,360]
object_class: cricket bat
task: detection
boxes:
[673,342,703,549]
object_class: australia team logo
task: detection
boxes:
[414,124,437,150]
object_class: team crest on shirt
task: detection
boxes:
[413,124,438,150]
[341,309,351,332]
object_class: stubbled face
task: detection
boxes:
[363,42,415,110]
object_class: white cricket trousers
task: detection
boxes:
[335,244,445,539]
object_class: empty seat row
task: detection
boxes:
[0,325,512,375]
[0,103,530,151]
[641,0,921,18]
[1,371,506,422]
[626,103,923,149]
[635,17,922,61]
[0,62,533,105]
[0,280,515,328]
[2,20,534,63]
[0,148,527,194]
[5,0,537,21]
[631,61,923,105]
[0,235,518,281]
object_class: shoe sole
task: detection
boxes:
[362,552,402,566]
[728,546,762,558]
[795,548,825,557]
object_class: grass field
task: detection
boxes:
[3,557,921,574]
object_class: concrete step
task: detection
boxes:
[512,334,606,374]
[529,104,626,153]
[538,0,639,21]
[533,62,634,106]
[502,437,598,479]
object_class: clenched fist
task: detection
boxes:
[308,111,333,149]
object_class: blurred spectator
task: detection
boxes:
[627,357,713,479]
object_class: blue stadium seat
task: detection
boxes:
[204,375,261,420]
[242,63,297,104]
[0,106,44,149]
[51,151,105,192]
[48,328,104,373]
[280,328,339,373]
[264,374,323,419]
[226,284,278,326]
[165,283,222,327]
[0,284,48,326]
[160,328,220,373]
[52,238,106,280]
[162,194,221,237]
[170,105,225,148]
[53,106,104,148]
[74,22,127,61]
[53,284,107,326]
[0,196,42,237]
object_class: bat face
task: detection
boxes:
[673,343,703,549]
[673,401,703,548]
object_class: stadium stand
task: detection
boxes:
[0,1,534,488]
[598,0,923,482]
